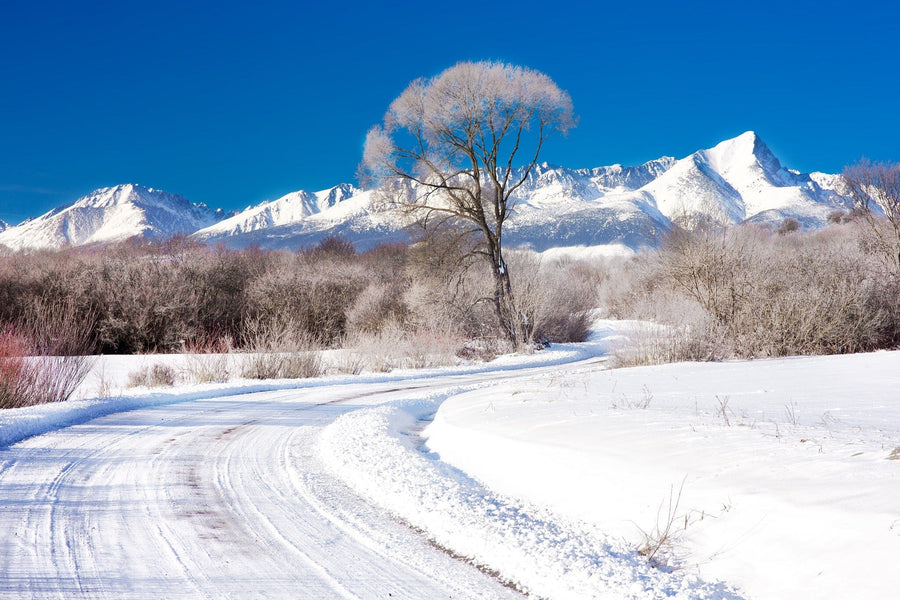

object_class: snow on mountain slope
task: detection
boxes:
[0,133,848,253]
[502,159,676,251]
[642,131,841,226]
[195,159,680,252]
[0,219,7,233]
[194,184,357,238]
[200,132,844,252]
[193,187,414,250]
[505,189,670,251]
[0,184,223,251]
[513,158,677,207]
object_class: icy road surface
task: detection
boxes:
[0,376,530,599]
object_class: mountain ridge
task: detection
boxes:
[0,184,224,251]
[0,132,848,253]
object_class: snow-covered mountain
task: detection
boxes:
[643,131,841,227]
[0,219,8,233]
[195,131,844,252]
[0,132,847,253]
[196,183,358,239]
[0,184,224,251]
[192,185,414,250]
[189,157,682,252]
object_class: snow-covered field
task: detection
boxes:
[321,325,900,599]
[0,323,897,599]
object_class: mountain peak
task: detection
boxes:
[702,131,784,179]
[707,130,761,157]
[0,183,222,251]
[101,182,148,195]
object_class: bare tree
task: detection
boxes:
[841,159,900,270]
[362,61,575,346]
[657,218,764,329]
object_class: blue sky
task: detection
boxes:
[1,0,898,224]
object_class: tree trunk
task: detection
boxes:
[488,249,526,348]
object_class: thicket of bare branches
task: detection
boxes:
[605,220,900,362]
[841,159,900,270]
[362,61,575,347]
[0,238,369,354]
[0,300,95,408]
[0,235,601,376]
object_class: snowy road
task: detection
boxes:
[0,374,534,599]
[3,330,896,599]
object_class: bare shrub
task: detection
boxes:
[239,319,324,380]
[404,226,494,342]
[345,334,394,373]
[359,242,409,284]
[402,327,464,369]
[127,363,177,388]
[0,329,95,409]
[841,159,900,270]
[604,255,730,365]
[868,270,900,347]
[604,221,900,363]
[406,249,601,350]
[636,479,686,569]
[89,243,203,353]
[303,235,357,259]
[182,337,233,384]
[328,350,367,376]
[725,225,892,356]
[512,254,602,344]
[348,322,463,372]
[456,336,515,363]
[187,245,267,347]
[346,282,409,334]
[716,395,732,427]
[610,319,726,368]
[775,217,800,235]
[245,253,366,346]
[0,327,38,409]
[0,299,96,408]
[657,222,764,327]
[33,354,96,404]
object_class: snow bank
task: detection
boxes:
[423,351,900,600]
[318,389,741,599]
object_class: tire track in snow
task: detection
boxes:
[0,379,527,599]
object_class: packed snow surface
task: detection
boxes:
[0,324,896,599]
[420,332,900,599]
[320,325,900,599]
